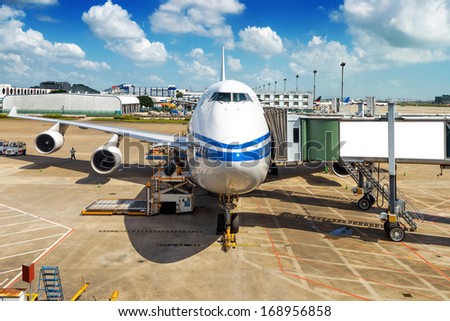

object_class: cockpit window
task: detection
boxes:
[209,92,253,103]
[210,92,231,102]
[234,93,252,102]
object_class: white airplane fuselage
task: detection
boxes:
[187,79,271,195]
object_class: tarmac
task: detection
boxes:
[0,111,449,301]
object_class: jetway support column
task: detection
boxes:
[388,102,397,212]
[381,102,407,242]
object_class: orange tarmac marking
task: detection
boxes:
[401,241,450,283]
[266,228,371,301]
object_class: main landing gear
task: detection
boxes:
[216,194,239,251]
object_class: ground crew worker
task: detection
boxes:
[70,147,76,160]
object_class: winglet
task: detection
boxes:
[220,46,226,81]
[8,106,17,117]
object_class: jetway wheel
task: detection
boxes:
[358,196,372,210]
[388,226,405,242]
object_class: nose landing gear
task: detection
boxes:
[217,194,239,251]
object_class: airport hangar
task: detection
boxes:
[2,93,140,116]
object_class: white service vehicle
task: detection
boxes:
[0,140,8,155]
[5,141,27,156]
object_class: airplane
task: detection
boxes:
[375,100,388,106]
[7,48,270,251]
[313,96,331,107]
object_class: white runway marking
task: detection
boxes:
[0,248,48,261]
[0,225,59,238]
[0,220,43,228]
[0,214,27,220]
[0,234,65,248]
[0,203,73,289]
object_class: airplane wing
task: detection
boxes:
[7,106,187,146]
[7,106,188,174]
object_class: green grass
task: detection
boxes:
[91,116,190,124]
[396,102,450,108]
[0,113,78,120]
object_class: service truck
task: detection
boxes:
[5,141,26,156]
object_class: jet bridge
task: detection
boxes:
[264,107,449,240]
[263,109,450,165]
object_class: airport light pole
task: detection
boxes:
[296,75,299,92]
[268,83,271,92]
[313,70,317,101]
[340,62,346,103]
[283,78,286,92]
[274,81,277,93]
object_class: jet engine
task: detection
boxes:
[34,123,67,154]
[90,134,122,174]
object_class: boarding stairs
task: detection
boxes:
[38,266,64,301]
[339,161,424,231]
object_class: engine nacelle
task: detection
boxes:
[331,162,350,177]
[35,130,65,154]
[90,145,122,174]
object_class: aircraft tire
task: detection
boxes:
[216,213,225,235]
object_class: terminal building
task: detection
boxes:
[1,84,50,98]
[256,91,313,109]
[108,84,177,98]
[40,81,71,92]
[434,94,450,104]
[2,93,140,116]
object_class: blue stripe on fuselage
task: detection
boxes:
[192,131,270,150]
[194,142,271,162]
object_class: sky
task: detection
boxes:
[1,0,450,100]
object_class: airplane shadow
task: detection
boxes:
[124,184,449,263]
[266,163,342,187]
[124,188,221,263]
[16,154,152,185]
[10,154,448,261]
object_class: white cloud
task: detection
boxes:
[150,0,245,45]
[0,4,110,83]
[36,14,58,23]
[0,52,30,75]
[146,75,165,85]
[227,55,242,72]
[340,0,450,63]
[83,1,167,64]
[78,60,111,71]
[293,35,363,72]
[174,50,217,81]
[237,26,283,59]
[0,5,25,20]
[287,0,450,95]
[246,66,283,86]
[190,48,206,59]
